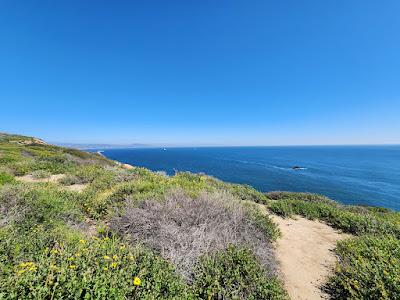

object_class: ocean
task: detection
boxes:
[99,146,400,211]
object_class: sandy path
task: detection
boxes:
[17,174,66,183]
[272,215,349,300]
[16,174,87,192]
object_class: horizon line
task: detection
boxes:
[3,131,398,148]
[53,142,400,150]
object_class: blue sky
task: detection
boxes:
[1,1,399,146]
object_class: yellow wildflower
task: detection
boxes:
[103,255,111,260]
[75,252,81,257]
[111,262,118,268]
[79,239,86,244]
[113,255,118,260]
[17,269,25,276]
[50,249,58,255]
[103,267,108,271]
[19,261,34,268]
[69,265,77,270]
[119,244,126,250]
[133,277,141,286]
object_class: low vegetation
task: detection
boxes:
[327,235,400,299]
[110,189,278,281]
[1,133,399,299]
[0,133,286,299]
[30,170,52,179]
[192,246,286,300]
[1,237,189,300]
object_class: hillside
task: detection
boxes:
[0,133,399,299]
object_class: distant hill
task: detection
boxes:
[53,142,151,150]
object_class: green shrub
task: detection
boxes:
[0,155,18,164]
[9,161,34,176]
[66,165,126,192]
[63,148,95,160]
[0,236,189,299]
[226,183,269,204]
[30,170,51,179]
[0,184,84,232]
[266,191,332,203]
[76,165,109,183]
[327,235,400,299]
[0,184,26,227]
[175,173,269,203]
[58,174,85,186]
[0,223,81,270]
[244,202,281,241]
[70,168,273,220]
[80,179,167,219]
[192,245,287,300]
[31,157,74,174]
[0,172,15,186]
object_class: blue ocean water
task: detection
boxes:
[100,146,400,211]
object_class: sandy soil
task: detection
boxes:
[16,174,87,192]
[17,174,66,183]
[272,215,350,300]
[122,163,134,170]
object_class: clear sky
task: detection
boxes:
[1,1,399,146]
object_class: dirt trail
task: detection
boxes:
[16,174,87,192]
[271,215,349,300]
[17,174,66,183]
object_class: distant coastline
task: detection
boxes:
[54,142,150,150]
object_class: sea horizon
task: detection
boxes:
[77,143,400,150]
[92,145,400,211]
